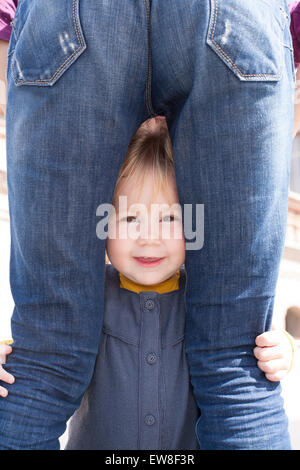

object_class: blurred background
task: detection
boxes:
[1,88,300,448]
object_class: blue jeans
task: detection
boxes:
[0,0,294,449]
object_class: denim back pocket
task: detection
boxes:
[9,0,86,87]
[206,0,290,81]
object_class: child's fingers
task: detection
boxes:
[0,365,15,384]
[255,330,282,347]
[257,358,289,374]
[0,345,12,355]
[265,371,287,382]
[0,385,8,397]
[253,344,284,362]
[0,345,12,365]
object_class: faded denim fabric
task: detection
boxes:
[65,264,200,450]
[0,0,294,449]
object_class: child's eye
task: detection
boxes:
[160,215,176,222]
[123,216,139,223]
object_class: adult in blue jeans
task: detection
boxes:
[0,0,295,449]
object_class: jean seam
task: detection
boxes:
[144,0,156,117]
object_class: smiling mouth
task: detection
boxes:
[133,257,165,266]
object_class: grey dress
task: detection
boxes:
[65,264,200,450]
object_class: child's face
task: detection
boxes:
[106,171,186,285]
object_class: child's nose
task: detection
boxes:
[136,227,161,245]
[137,235,161,246]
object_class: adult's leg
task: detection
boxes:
[150,0,294,449]
[0,0,149,449]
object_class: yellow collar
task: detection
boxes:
[119,269,180,294]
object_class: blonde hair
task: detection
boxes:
[112,119,176,207]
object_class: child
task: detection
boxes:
[0,117,295,449]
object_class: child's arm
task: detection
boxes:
[254,326,295,382]
[0,327,294,396]
[0,344,15,397]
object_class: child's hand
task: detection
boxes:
[0,344,15,397]
[254,326,294,382]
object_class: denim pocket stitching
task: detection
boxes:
[208,0,285,80]
[12,0,86,86]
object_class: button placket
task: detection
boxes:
[139,293,160,449]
